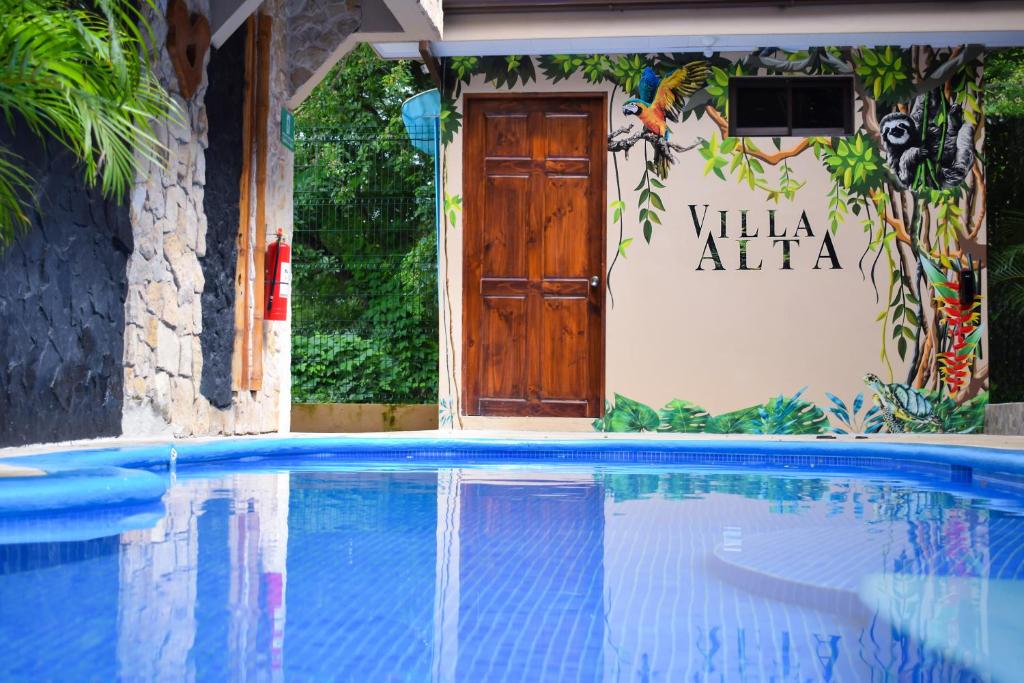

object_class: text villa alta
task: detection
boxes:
[688,205,842,271]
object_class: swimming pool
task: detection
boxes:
[1,437,1023,681]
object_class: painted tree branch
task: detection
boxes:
[913,320,936,389]
[868,189,913,247]
[703,102,980,268]
[913,44,983,99]
[704,101,917,253]
[607,124,699,162]
[741,47,853,76]
[704,107,811,164]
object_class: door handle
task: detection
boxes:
[589,276,600,288]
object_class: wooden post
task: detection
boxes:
[232,15,257,391]
[418,41,442,88]
[250,12,273,391]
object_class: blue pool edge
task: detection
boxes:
[6,434,1024,474]
[4,434,1024,540]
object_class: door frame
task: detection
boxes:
[460,91,607,418]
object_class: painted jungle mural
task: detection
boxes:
[438,46,988,434]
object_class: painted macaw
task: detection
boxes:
[622,63,708,176]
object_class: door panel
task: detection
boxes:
[543,177,589,277]
[483,175,530,277]
[484,113,530,157]
[544,113,590,158]
[540,297,589,400]
[480,297,527,399]
[463,95,605,418]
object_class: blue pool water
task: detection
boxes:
[2,451,1024,682]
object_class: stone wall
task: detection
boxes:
[1,0,347,446]
[0,121,132,448]
[285,0,362,98]
[200,24,246,409]
[985,403,1024,435]
[122,0,294,438]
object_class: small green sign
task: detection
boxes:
[280,107,295,151]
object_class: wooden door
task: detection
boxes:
[463,94,605,417]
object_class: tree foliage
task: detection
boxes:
[292,44,437,404]
[0,0,180,246]
[986,49,1024,400]
[986,48,1024,117]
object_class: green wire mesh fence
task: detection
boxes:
[291,125,438,403]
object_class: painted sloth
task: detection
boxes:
[878,91,976,191]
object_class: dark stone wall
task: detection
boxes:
[200,24,245,409]
[0,123,132,447]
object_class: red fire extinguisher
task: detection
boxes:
[265,228,290,322]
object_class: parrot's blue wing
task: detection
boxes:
[637,67,660,105]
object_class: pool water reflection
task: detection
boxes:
[1,463,1022,682]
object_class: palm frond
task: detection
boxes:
[0,0,182,247]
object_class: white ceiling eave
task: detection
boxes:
[375,31,1024,59]
[372,1,1024,57]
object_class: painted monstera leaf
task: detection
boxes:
[705,406,761,434]
[746,390,830,435]
[596,394,660,432]
[921,388,989,434]
[658,399,710,433]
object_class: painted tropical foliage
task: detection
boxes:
[593,389,830,435]
[594,386,987,435]
[440,45,988,434]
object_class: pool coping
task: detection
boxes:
[1,431,1023,515]
[2,431,1023,473]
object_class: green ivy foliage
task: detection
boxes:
[987,52,1024,400]
[292,44,438,404]
[985,49,1024,117]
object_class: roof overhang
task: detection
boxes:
[372,0,1024,57]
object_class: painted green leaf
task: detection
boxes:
[659,399,710,433]
[611,199,625,223]
[920,254,959,299]
[617,238,634,258]
[743,390,830,435]
[706,406,760,434]
[605,394,660,432]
